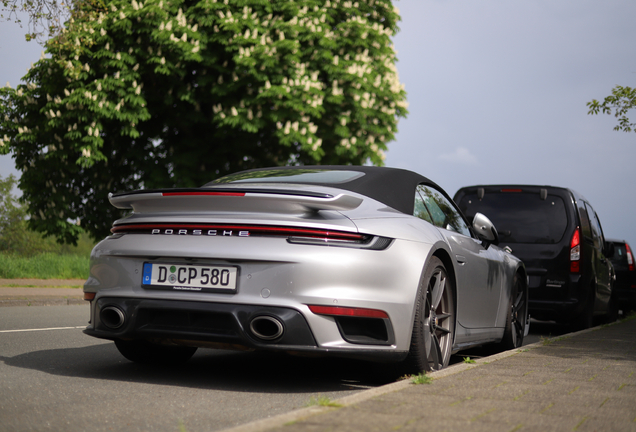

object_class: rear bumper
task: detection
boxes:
[84,297,407,363]
[528,299,579,321]
[615,288,636,311]
[527,274,591,322]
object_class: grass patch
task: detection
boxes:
[0,252,89,279]
[541,335,570,346]
[620,311,636,322]
[411,373,432,385]
[463,357,476,364]
[306,395,343,408]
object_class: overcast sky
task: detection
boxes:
[1,0,635,244]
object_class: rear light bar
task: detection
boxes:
[162,192,245,197]
[626,243,635,272]
[308,305,389,319]
[570,227,581,273]
[110,223,392,250]
[111,223,364,240]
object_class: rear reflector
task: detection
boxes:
[308,305,389,319]
[500,189,523,193]
[84,292,96,301]
[626,243,634,272]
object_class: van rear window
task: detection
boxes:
[610,243,627,265]
[457,192,568,244]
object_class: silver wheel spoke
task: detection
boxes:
[513,319,523,335]
[423,319,432,356]
[513,291,524,310]
[436,327,451,336]
[430,270,445,310]
[422,318,433,371]
[430,334,443,370]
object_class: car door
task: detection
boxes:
[415,185,503,328]
[584,202,612,307]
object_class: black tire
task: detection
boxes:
[495,274,528,351]
[400,257,455,374]
[114,340,197,365]
[603,293,619,324]
[573,288,595,330]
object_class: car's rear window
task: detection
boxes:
[610,243,627,265]
[209,169,365,185]
[457,192,569,244]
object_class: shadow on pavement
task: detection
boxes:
[0,342,397,393]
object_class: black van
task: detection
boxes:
[606,239,636,313]
[453,185,615,328]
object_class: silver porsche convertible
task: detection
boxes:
[83,166,528,373]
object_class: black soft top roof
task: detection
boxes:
[207,165,438,215]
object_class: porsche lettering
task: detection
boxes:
[150,229,250,236]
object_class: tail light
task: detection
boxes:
[626,243,635,272]
[110,223,392,250]
[570,228,581,273]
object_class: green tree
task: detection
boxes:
[587,85,636,133]
[0,0,408,245]
[0,174,25,243]
[0,174,97,255]
[0,174,55,255]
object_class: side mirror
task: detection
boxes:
[604,241,615,259]
[472,212,499,248]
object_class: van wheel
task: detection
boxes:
[573,292,594,330]
[603,293,619,324]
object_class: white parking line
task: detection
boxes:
[0,326,86,333]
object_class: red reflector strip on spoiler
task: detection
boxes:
[500,189,523,193]
[162,192,245,197]
[308,305,389,319]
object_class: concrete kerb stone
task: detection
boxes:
[220,326,606,432]
[0,298,85,307]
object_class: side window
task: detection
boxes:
[584,202,603,250]
[577,200,592,239]
[415,185,471,237]
[414,193,433,224]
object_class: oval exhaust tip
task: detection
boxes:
[101,306,126,329]
[249,315,284,341]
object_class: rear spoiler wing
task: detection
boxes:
[108,188,363,214]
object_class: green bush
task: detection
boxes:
[0,252,89,279]
[0,174,97,258]
[0,174,95,279]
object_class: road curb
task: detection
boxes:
[0,298,85,307]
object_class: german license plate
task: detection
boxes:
[142,263,238,292]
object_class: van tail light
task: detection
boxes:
[570,228,581,273]
[626,243,635,272]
